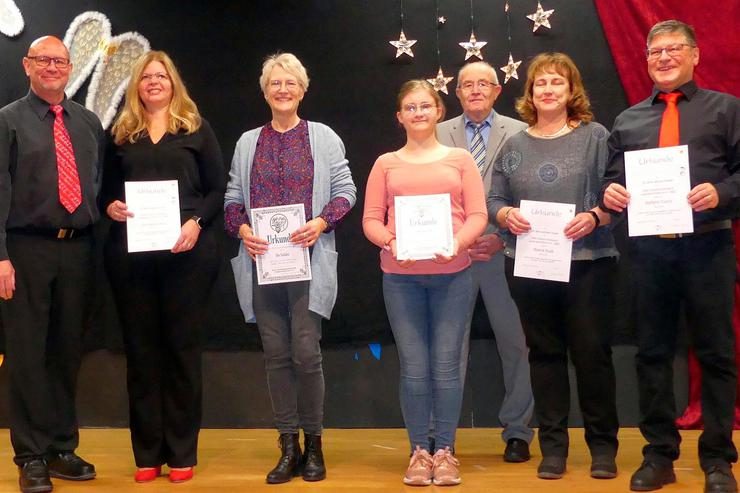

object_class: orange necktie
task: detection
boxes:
[51,105,82,213]
[657,91,682,148]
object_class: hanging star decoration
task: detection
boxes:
[426,67,454,95]
[389,29,417,58]
[500,53,522,84]
[437,16,446,25]
[526,1,554,32]
[459,31,487,60]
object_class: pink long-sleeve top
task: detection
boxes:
[362,147,488,275]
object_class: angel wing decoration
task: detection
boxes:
[64,11,112,98]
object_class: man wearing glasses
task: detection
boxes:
[601,20,740,493]
[437,61,534,463]
[0,36,104,493]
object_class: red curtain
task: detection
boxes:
[593,0,740,104]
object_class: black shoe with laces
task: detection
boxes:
[266,433,302,484]
[630,460,676,491]
[504,438,531,463]
[705,464,738,493]
[47,452,96,481]
[18,459,52,493]
[302,434,326,482]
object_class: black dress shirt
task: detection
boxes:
[0,91,105,260]
[102,118,226,231]
[600,80,740,225]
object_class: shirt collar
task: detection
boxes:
[463,109,495,128]
[26,90,69,120]
[650,80,698,105]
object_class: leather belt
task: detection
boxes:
[657,220,732,239]
[8,226,92,239]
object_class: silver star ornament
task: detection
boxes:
[389,30,417,58]
[526,1,554,32]
[426,67,454,95]
[500,53,522,84]
[459,31,487,60]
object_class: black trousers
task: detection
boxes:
[505,256,619,459]
[1,232,93,466]
[632,230,738,470]
[104,227,219,468]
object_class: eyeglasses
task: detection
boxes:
[402,103,437,114]
[140,72,170,82]
[269,80,301,91]
[646,43,695,60]
[26,56,70,69]
[459,80,497,91]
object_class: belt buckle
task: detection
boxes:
[658,233,682,239]
[57,228,74,239]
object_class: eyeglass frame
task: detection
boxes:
[268,79,302,92]
[25,55,71,69]
[458,79,498,91]
[401,103,437,114]
[140,72,170,82]
[645,43,695,60]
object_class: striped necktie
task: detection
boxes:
[51,104,82,213]
[469,122,486,172]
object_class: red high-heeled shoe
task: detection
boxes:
[169,467,194,483]
[134,466,161,483]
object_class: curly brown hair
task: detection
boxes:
[515,52,593,126]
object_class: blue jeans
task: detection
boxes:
[383,270,473,451]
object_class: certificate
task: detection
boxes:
[125,180,181,253]
[251,203,312,285]
[513,200,575,283]
[625,145,693,237]
[394,194,454,261]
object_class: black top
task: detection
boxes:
[600,80,740,225]
[0,91,105,260]
[102,118,226,234]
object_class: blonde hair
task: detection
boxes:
[259,53,310,94]
[396,80,446,122]
[112,51,201,145]
[515,52,593,126]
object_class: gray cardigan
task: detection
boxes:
[225,121,356,322]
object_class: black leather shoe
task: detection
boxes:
[504,438,531,463]
[47,452,96,481]
[18,459,52,493]
[537,456,566,479]
[266,433,302,484]
[591,455,618,479]
[630,460,676,491]
[302,434,326,482]
[705,464,738,493]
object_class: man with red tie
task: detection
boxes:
[601,20,740,493]
[0,36,104,493]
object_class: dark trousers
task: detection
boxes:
[252,276,324,435]
[104,228,219,468]
[1,232,93,466]
[506,256,619,458]
[632,230,738,470]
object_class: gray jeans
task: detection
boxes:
[252,278,324,435]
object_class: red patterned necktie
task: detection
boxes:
[657,91,682,148]
[51,104,82,213]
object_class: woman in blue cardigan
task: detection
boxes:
[224,53,356,484]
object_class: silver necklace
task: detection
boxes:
[529,121,570,138]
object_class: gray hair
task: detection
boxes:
[259,53,310,93]
[647,20,697,47]
[457,61,499,88]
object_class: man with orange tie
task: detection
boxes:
[601,20,740,493]
[0,36,104,493]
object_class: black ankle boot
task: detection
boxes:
[302,434,326,481]
[266,433,302,484]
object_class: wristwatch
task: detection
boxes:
[190,216,203,229]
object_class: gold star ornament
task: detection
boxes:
[389,30,417,58]
[426,67,454,95]
[500,53,522,84]
[459,31,487,61]
[526,1,554,32]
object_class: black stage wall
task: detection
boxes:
[0,0,680,428]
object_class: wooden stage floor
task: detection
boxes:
[0,428,735,492]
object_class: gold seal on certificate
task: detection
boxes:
[251,203,312,285]
[394,194,454,260]
[125,180,181,253]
